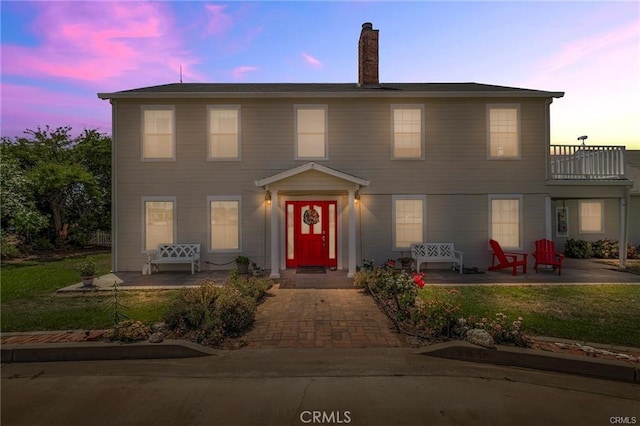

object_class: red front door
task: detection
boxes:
[285,201,337,268]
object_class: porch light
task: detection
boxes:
[265,190,272,205]
[355,190,361,203]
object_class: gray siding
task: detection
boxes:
[112,96,626,272]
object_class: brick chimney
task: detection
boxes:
[358,22,379,87]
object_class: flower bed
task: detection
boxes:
[354,264,529,347]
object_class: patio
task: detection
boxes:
[56,258,640,293]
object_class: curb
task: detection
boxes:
[419,341,640,384]
[1,340,217,363]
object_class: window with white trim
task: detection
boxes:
[489,195,522,249]
[208,106,240,160]
[392,195,426,250]
[391,105,424,159]
[142,197,176,252]
[295,105,327,159]
[142,106,175,160]
[208,196,241,251]
[579,200,604,233]
[487,104,520,159]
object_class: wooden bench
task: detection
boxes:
[147,243,201,275]
[411,243,464,274]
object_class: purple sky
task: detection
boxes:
[1,1,638,148]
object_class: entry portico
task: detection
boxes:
[255,162,370,279]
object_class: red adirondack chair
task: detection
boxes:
[533,239,565,275]
[488,239,528,276]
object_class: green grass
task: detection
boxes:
[1,253,176,332]
[419,285,640,347]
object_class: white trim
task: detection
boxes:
[488,194,523,250]
[391,195,427,251]
[207,195,242,253]
[486,104,521,160]
[141,196,177,253]
[206,105,241,161]
[390,104,425,160]
[140,105,176,162]
[255,162,370,187]
[578,199,604,234]
[294,104,328,160]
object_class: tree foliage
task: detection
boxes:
[1,126,111,253]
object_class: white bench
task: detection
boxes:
[411,243,464,274]
[147,244,201,275]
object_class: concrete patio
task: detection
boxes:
[57,258,640,293]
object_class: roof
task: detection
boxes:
[254,162,370,187]
[98,82,564,100]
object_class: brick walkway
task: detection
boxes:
[239,288,405,349]
[1,330,105,345]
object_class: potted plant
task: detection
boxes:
[76,260,98,287]
[397,256,413,271]
[235,255,250,275]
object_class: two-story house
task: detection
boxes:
[98,22,633,278]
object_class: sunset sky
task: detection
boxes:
[1,1,638,148]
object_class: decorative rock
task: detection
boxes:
[152,322,166,332]
[466,329,495,349]
[148,332,164,343]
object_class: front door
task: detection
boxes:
[285,201,337,268]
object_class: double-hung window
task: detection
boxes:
[487,104,520,159]
[579,200,604,233]
[392,195,426,250]
[142,197,176,252]
[295,105,327,159]
[489,195,522,250]
[391,105,424,159]
[142,106,175,160]
[208,106,240,160]
[208,196,241,252]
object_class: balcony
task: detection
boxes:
[549,145,626,180]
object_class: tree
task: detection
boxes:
[0,126,111,249]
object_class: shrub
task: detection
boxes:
[227,275,272,302]
[0,234,22,259]
[353,270,374,292]
[415,287,462,338]
[564,239,592,258]
[470,313,528,347]
[591,238,618,259]
[104,320,151,343]
[215,287,256,335]
[164,280,221,333]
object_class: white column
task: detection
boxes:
[545,196,552,240]
[619,194,629,269]
[348,189,357,278]
[269,190,280,278]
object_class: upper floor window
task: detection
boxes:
[489,195,522,250]
[208,106,240,160]
[487,104,520,159]
[142,106,175,161]
[295,105,327,160]
[579,200,604,233]
[391,105,424,159]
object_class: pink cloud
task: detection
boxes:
[231,66,259,80]
[542,21,639,73]
[302,52,323,68]
[204,4,234,36]
[1,2,204,87]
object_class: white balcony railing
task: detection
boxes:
[550,145,626,180]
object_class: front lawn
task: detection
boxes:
[421,285,640,347]
[1,253,176,332]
